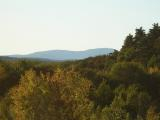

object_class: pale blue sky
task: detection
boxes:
[0,0,160,55]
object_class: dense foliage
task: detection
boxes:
[0,23,160,120]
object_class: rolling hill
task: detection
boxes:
[9,48,114,61]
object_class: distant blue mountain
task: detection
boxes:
[9,48,115,61]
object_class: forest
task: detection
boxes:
[0,23,160,120]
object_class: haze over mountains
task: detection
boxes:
[9,48,114,61]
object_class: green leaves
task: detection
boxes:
[110,62,147,85]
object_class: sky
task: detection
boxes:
[0,0,160,55]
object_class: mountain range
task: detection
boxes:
[7,48,114,61]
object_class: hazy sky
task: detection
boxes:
[0,0,160,55]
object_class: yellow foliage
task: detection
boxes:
[148,67,160,74]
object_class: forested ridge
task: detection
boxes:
[0,23,160,120]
